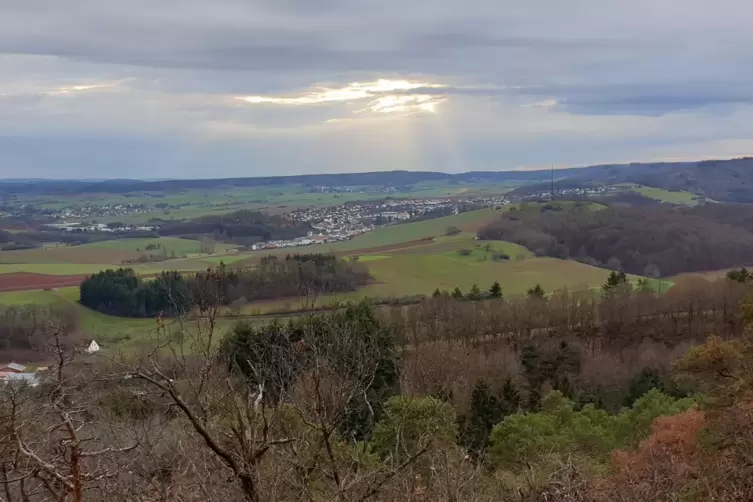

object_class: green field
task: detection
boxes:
[0,287,249,352]
[200,253,249,265]
[329,208,503,251]
[449,241,535,261]
[83,237,235,256]
[626,184,701,205]
[355,255,613,298]
[0,236,238,274]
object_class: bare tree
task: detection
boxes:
[0,311,137,502]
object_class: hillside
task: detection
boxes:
[478,203,753,276]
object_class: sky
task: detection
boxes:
[2,0,753,179]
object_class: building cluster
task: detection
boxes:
[310,185,398,194]
[0,362,42,386]
[250,227,373,251]
[44,222,155,233]
[0,343,99,387]
[516,186,618,201]
[52,203,155,220]
[253,196,510,250]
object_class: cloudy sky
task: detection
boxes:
[1,0,752,179]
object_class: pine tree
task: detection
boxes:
[468,283,482,300]
[489,281,503,299]
[461,380,503,459]
[527,385,542,412]
[432,288,442,298]
[500,377,521,415]
[727,267,752,284]
[602,270,628,296]
[451,287,464,299]
[527,283,545,299]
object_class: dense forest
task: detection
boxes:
[78,254,371,317]
[478,203,753,276]
[3,275,753,500]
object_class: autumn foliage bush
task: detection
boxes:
[590,409,705,501]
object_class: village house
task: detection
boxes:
[0,363,41,386]
[0,362,26,374]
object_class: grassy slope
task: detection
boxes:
[0,247,137,265]
[0,237,234,266]
[326,208,503,251]
[83,237,236,255]
[361,254,612,297]
[627,184,700,205]
[0,287,155,346]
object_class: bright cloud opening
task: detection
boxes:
[46,82,121,96]
[236,79,446,116]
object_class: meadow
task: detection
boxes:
[82,237,236,256]
[0,236,236,268]
[626,184,701,205]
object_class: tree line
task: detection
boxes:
[78,253,371,317]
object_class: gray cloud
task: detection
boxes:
[1,0,753,177]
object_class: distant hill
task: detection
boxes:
[477,202,753,276]
[2,157,753,202]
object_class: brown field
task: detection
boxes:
[0,273,90,292]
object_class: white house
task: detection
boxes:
[86,340,100,354]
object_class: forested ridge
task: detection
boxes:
[478,202,753,276]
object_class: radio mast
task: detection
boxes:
[550,165,555,200]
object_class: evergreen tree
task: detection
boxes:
[451,287,464,299]
[602,270,628,297]
[520,344,542,385]
[527,385,542,412]
[526,283,546,299]
[461,380,503,459]
[468,283,482,301]
[489,281,503,299]
[727,267,752,284]
[432,288,442,298]
[636,277,653,293]
[500,377,521,415]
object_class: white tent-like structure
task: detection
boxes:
[86,340,100,354]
